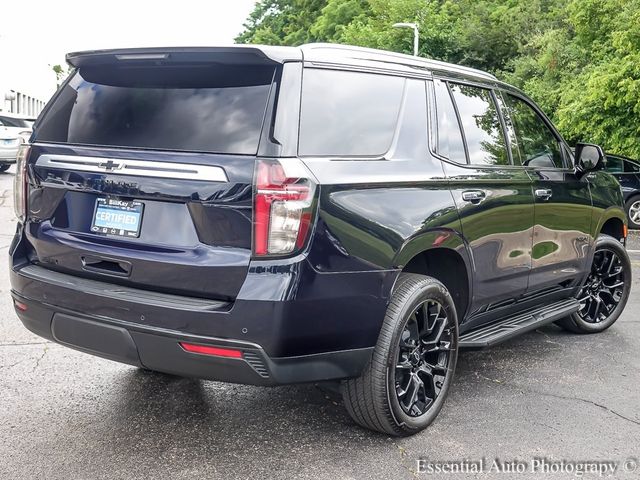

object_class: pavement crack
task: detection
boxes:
[0,358,28,370]
[534,328,564,346]
[32,345,49,372]
[393,442,418,478]
[0,341,53,347]
[538,391,640,427]
[474,373,640,428]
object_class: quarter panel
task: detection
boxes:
[588,171,627,237]
[308,182,461,272]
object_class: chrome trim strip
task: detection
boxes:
[35,154,228,182]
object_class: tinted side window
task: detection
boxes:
[625,160,640,173]
[504,94,564,169]
[299,69,404,156]
[605,156,624,173]
[494,91,522,165]
[433,80,466,163]
[449,83,509,166]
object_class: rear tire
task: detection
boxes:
[0,164,10,173]
[341,273,458,436]
[556,234,631,334]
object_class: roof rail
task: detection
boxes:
[300,43,498,81]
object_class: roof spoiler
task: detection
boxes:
[66,46,302,68]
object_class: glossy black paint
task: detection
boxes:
[9,45,628,384]
[26,143,254,299]
[527,167,593,291]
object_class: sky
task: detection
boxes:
[0,0,258,101]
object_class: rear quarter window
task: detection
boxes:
[298,69,405,157]
[35,64,275,155]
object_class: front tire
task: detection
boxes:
[341,273,458,436]
[557,234,631,334]
[0,164,10,173]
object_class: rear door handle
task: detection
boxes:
[535,188,553,200]
[461,190,486,203]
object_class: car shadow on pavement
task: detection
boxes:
[60,321,633,477]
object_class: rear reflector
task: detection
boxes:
[14,300,28,312]
[179,342,243,358]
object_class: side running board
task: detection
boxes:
[459,298,579,349]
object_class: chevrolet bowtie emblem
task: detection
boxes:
[98,160,123,171]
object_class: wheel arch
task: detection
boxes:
[391,229,473,323]
[596,207,627,242]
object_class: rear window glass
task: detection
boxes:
[299,69,405,157]
[433,80,466,163]
[36,64,275,154]
[449,83,509,167]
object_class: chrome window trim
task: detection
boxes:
[34,154,228,182]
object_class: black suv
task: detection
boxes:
[9,44,631,436]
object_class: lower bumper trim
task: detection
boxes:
[12,292,373,386]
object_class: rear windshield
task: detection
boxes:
[36,64,275,155]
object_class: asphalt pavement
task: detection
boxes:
[0,165,638,479]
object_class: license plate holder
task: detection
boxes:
[91,198,144,238]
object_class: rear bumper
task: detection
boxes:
[12,290,373,385]
[10,232,395,384]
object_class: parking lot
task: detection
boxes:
[0,165,638,479]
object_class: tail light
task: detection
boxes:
[253,158,317,256]
[13,144,30,222]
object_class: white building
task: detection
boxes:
[0,34,58,117]
[2,90,47,117]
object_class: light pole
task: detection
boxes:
[392,22,419,56]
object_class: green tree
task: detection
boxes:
[51,64,71,88]
[506,0,640,156]
[236,0,640,157]
[235,0,328,45]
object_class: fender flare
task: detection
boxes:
[594,206,627,239]
[386,228,474,316]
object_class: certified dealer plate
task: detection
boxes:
[91,198,144,238]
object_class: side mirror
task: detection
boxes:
[575,143,605,175]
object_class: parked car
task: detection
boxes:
[9,44,630,436]
[0,114,33,172]
[0,113,33,141]
[603,153,640,229]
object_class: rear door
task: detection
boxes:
[26,53,282,300]
[501,92,593,291]
[433,79,535,316]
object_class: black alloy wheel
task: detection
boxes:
[557,234,631,334]
[342,273,459,436]
[576,247,625,324]
[395,299,454,417]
